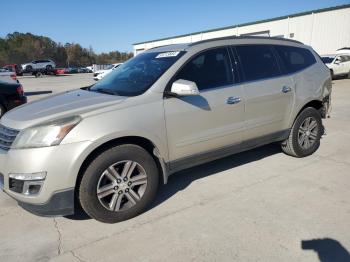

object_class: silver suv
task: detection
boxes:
[0,37,331,223]
[21,59,56,72]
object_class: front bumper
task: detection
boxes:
[17,188,74,217]
[0,141,93,216]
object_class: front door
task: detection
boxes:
[164,47,245,169]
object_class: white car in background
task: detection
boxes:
[93,63,122,81]
[85,66,93,72]
[0,68,18,83]
[321,54,350,79]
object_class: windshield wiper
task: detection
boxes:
[95,88,120,96]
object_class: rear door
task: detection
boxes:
[234,44,294,143]
[342,55,350,74]
[164,47,245,168]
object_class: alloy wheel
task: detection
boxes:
[298,116,318,149]
[96,160,148,212]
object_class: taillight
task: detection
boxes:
[17,85,24,95]
[11,74,17,80]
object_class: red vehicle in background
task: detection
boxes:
[55,68,66,75]
[3,64,23,76]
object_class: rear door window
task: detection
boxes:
[275,45,316,73]
[175,47,234,90]
[342,56,350,62]
[234,45,282,82]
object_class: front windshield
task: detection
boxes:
[321,56,334,64]
[90,51,184,96]
[105,64,114,70]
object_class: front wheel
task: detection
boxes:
[79,144,159,223]
[26,65,33,72]
[281,107,323,157]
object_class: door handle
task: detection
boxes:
[282,86,292,93]
[227,97,241,104]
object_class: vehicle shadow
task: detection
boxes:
[302,238,350,262]
[150,143,281,210]
[25,91,52,96]
[66,143,281,221]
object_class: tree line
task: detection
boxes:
[0,32,133,68]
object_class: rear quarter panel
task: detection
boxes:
[288,59,331,127]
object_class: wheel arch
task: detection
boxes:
[75,136,168,196]
[299,100,323,113]
[289,99,324,129]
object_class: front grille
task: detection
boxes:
[0,125,19,151]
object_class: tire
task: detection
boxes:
[26,65,32,72]
[281,107,323,158]
[46,65,53,71]
[0,104,5,118]
[79,144,159,223]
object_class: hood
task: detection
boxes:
[1,89,126,130]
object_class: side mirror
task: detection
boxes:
[334,58,342,64]
[170,79,200,96]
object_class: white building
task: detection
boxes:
[133,4,350,56]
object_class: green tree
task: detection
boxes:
[0,32,133,68]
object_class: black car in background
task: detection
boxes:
[0,81,27,117]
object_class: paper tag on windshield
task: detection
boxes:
[155,51,180,58]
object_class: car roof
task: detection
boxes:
[145,36,305,54]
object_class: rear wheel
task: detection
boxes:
[281,107,323,157]
[46,65,53,71]
[79,144,159,223]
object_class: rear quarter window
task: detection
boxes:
[275,45,316,73]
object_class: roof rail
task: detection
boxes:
[188,35,303,47]
[146,44,178,50]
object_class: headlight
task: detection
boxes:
[12,116,81,149]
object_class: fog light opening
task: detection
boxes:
[8,172,46,195]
